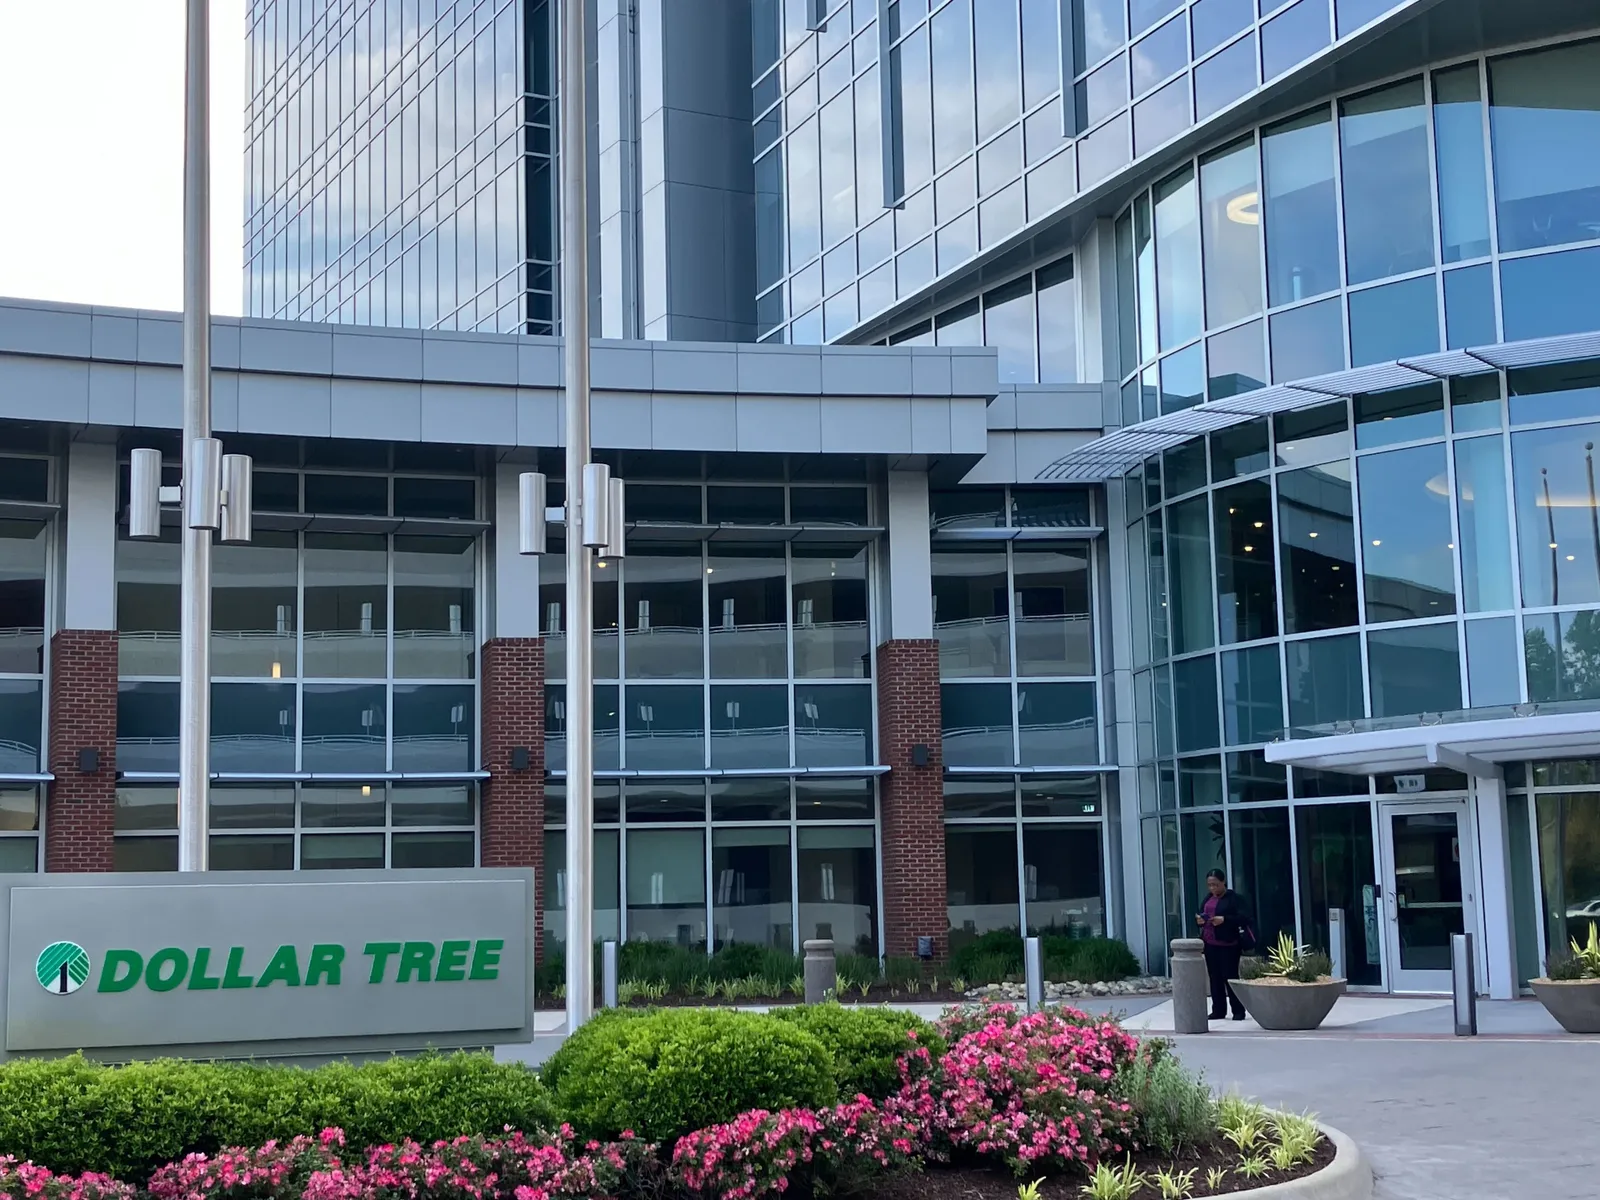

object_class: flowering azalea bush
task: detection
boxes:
[148,1131,345,1200]
[895,1004,1140,1177]
[0,1159,135,1200]
[670,1097,921,1200]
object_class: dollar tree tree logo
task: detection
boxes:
[36,941,90,996]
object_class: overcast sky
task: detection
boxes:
[0,1,246,315]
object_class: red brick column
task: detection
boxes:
[46,630,118,872]
[480,637,546,957]
[876,638,945,960]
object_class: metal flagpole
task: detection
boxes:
[561,0,595,1029]
[178,0,214,872]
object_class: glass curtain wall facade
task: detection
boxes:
[245,0,554,333]
[112,438,483,870]
[0,450,50,871]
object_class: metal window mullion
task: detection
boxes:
[1324,99,1352,369]
[1476,54,1508,344]
[1421,67,1448,361]
[704,782,714,953]
[1013,776,1028,935]
[789,782,801,955]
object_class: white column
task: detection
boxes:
[885,470,933,640]
[1102,478,1144,958]
[1476,771,1520,1000]
[493,463,543,639]
[63,442,118,632]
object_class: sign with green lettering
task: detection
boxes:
[1,871,534,1059]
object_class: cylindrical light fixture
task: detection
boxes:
[220,453,253,544]
[128,448,163,540]
[581,462,611,548]
[519,472,547,555]
[606,476,626,559]
[186,437,223,530]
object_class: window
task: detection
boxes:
[1214,480,1278,643]
[1339,80,1433,285]
[1154,167,1201,350]
[1368,623,1461,717]
[1263,108,1339,306]
[933,550,1010,677]
[713,827,792,949]
[1200,138,1263,331]
[1433,64,1491,263]
[709,547,787,679]
[1358,444,1457,623]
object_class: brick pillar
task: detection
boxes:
[876,638,945,960]
[46,630,118,872]
[480,637,546,957]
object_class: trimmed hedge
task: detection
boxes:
[540,1008,837,1142]
[950,931,1141,984]
[0,1052,554,1182]
[770,1003,945,1101]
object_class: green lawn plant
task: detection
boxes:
[1080,1157,1145,1200]
[1114,1041,1217,1157]
[1151,1165,1196,1199]
[1548,920,1600,979]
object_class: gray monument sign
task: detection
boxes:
[0,868,536,1061]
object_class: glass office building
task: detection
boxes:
[0,0,1581,994]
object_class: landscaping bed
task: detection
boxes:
[0,1001,1353,1200]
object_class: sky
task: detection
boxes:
[0,1,246,316]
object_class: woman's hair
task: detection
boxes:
[1206,869,1226,884]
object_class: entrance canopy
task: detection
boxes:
[1262,702,1600,778]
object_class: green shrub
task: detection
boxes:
[836,953,879,993]
[541,1008,836,1141]
[0,1051,554,1181]
[1114,1044,1217,1158]
[771,1003,947,1100]
[951,930,1024,981]
[1060,937,1142,983]
[953,930,1139,985]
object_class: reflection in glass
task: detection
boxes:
[1207,321,1267,400]
[1076,0,1127,71]
[1349,276,1439,367]
[211,534,297,679]
[116,535,180,676]
[1433,64,1492,263]
[1023,776,1102,817]
[1451,373,1503,433]
[1191,0,1252,56]
[302,787,387,827]
[627,828,706,947]
[947,825,1020,946]
[1354,384,1442,450]
[0,521,44,675]
[1147,510,1170,660]
[544,828,622,949]
[1222,645,1283,744]
[1180,812,1227,935]
[116,681,178,773]
[1263,107,1339,306]
[1155,167,1201,350]
[713,827,792,949]
[211,682,295,773]
[1511,423,1600,608]
[1200,138,1262,330]
[799,826,876,954]
[301,833,384,870]
[1023,825,1104,935]
[1368,622,1461,717]
[1036,257,1078,383]
[392,683,474,771]
[393,537,475,679]
[1466,617,1521,707]
[1172,656,1220,752]
[391,832,474,868]
[985,277,1036,384]
[1169,496,1214,654]
[625,684,704,771]
[1500,246,1600,343]
[1535,794,1600,968]
[1135,76,1191,158]
[1211,419,1271,481]
[933,550,1010,677]
[1230,807,1294,950]
[1017,682,1097,764]
[794,683,871,767]
[931,0,974,171]
[1195,31,1256,121]
[1286,634,1364,729]
[1297,802,1381,984]
[1455,435,1515,612]
[1525,611,1600,703]
[625,548,704,679]
[1279,463,1358,630]
[211,835,293,871]
[1277,403,1350,468]
[1489,41,1600,253]
[1135,193,1157,364]
[1013,549,1093,675]
[1228,749,1288,803]
[1443,265,1498,350]
[1161,344,1205,414]
[1270,296,1345,383]
[1261,0,1329,80]
[304,534,387,678]
[1359,444,1457,622]
[710,684,789,768]
[709,548,787,678]
[392,785,474,826]
[793,547,870,677]
[942,682,1013,767]
[1117,211,1137,375]
[1215,480,1278,642]
[1340,80,1433,285]
[302,684,386,773]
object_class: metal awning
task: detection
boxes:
[1262,703,1600,778]
[1038,329,1600,483]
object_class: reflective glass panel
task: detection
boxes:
[116,682,177,773]
[625,684,705,770]
[1261,0,1328,82]
[708,547,787,679]
[710,684,789,768]
[1526,611,1600,703]
[794,683,871,766]
[1214,479,1278,642]
[301,684,386,773]
[1359,444,1457,622]
[1286,633,1364,729]
[1191,0,1252,56]
[1076,0,1127,70]
[1455,435,1515,613]
[1222,644,1284,745]
[1021,0,1062,108]
[211,535,297,679]
[1036,257,1078,383]
[117,535,180,676]
[1207,320,1267,400]
[393,537,474,679]
[211,682,295,773]
[1228,749,1288,804]
[1466,616,1521,707]
[933,550,1010,677]
[1200,138,1263,330]
[945,776,1016,818]
[1349,276,1440,367]
[1230,807,1295,950]
[1508,361,1600,427]
[1340,79,1433,285]
[931,0,974,171]
[302,833,384,870]
[1196,30,1257,123]
[942,682,1013,766]
[1169,495,1215,653]
[624,548,704,679]
[1270,297,1344,383]
[627,827,706,946]
[1433,64,1492,263]
[1211,419,1271,481]
[1022,776,1103,817]
[1161,344,1205,414]
[1511,422,1600,608]
[1013,548,1093,676]
[712,826,793,950]
[1501,247,1600,343]
[1451,373,1503,433]
[1018,681,1097,764]
[1155,166,1202,350]
[1368,622,1462,717]
[1023,825,1104,936]
[946,825,1019,944]
[392,683,474,772]
[985,277,1036,384]
[1172,656,1220,752]
[1353,383,1443,449]
[792,546,870,678]
[1297,802,1381,985]
[303,534,387,679]
[798,825,876,954]
[1263,108,1339,306]
[391,832,473,869]
[1444,265,1498,350]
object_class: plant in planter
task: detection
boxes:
[1531,920,1600,1033]
[1227,934,1345,1031]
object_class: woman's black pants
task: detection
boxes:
[1203,943,1244,1018]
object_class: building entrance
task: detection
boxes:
[1378,800,1475,993]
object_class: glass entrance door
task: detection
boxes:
[1379,802,1474,993]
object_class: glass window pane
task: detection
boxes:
[114,836,177,872]
[625,684,704,770]
[1207,320,1267,400]
[1353,383,1443,449]
[1017,681,1097,764]
[302,832,385,869]
[708,547,787,679]
[393,536,474,679]
[392,683,473,772]
[302,784,384,828]
[1261,0,1328,81]
[1154,167,1201,350]
[304,474,387,516]
[1227,748,1288,803]
[1228,807,1294,951]
[304,533,387,679]
[1433,64,1492,263]
[708,486,784,524]
[1020,777,1101,818]
[115,786,176,831]
[1075,0,1126,70]
[1340,79,1433,285]
[1443,265,1497,350]
[930,0,974,172]
[794,682,871,766]
[211,681,295,773]
[1169,495,1215,653]
[212,535,298,679]
[942,682,1013,767]
[1359,443,1457,623]
[1211,420,1270,482]
[1160,343,1205,415]
[1134,192,1157,363]
[1013,548,1093,676]
[797,775,874,819]
[116,681,178,774]
[1369,622,1462,717]
[1147,509,1170,660]
[1195,29,1256,122]
[1509,361,1600,427]
[210,834,294,870]
[1489,41,1600,253]
[117,535,180,676]
[1132,14,1186,97]
[799,825,876,954]
[1297,802,1380,985]
[1035,257,1078,384]
[710,683,789,767]
[933,550,1010,677]
[391,831,474,868]
[0,786,37,832]
[624,548,704,679]
[1286,633,1364,729]
[1165,441,1208,497]
[1511,422,1600,608]
[0,521,41,676]
[1455,435,1515,613]
[1263,107,1339,306]
[1214,480,1278,643]
[1451,373,1503,433]
[1501,246,1600,343]
[1133,74,1191,158]
[1183,756,1222,809]
[1116,211,1138,375]
[1349,276,1440,367]
[1022,825,1103,936]
[390,784,473,826]
[1270,296,1345,383]
[1466,616,1521,708]
[946,825,1020,946]
[1222,645,1283,744]
[1172,656,1220,752]
[791,488,868,526]
[711,777,790,821]
[793,546,870,677]
[1200,138,1262,330]
[627,827,706,946]
[544,828,622,950]
[713,827,793,949]
[1277,402,1351,468]
[1192,0,1252,56]
[1526,610,1600,703]
[302,683,387,773]
[392,477,474,520]
[984,277,1036,384]
[1179,812,1228,940]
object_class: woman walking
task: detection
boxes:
[1196,869,1252,1021]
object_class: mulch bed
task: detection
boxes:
[874,1139,1337,1199]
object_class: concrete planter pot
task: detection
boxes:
[1228,978,1347,1030]
[1531,977,1600,1033]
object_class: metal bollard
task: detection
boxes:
[803,938,837,1003]
[1451,932,1477,1036]
[1170,938,1208,1034]
[1024,935,1044,1012]
[1328,908,1346,981]
[601,940,619,1009]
